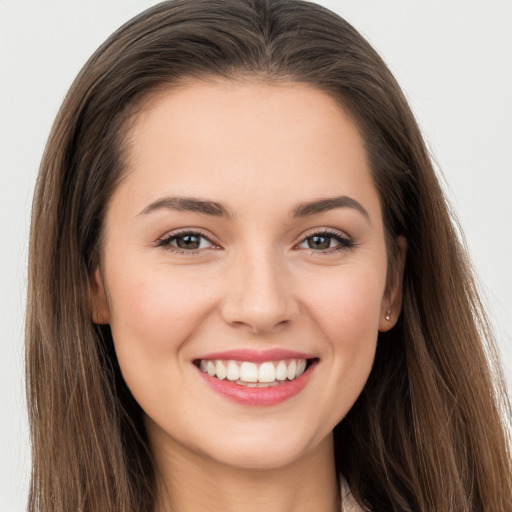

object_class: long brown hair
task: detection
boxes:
[26,1,512,510]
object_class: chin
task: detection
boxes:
[196,424,332,471]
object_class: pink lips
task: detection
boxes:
[195,349,318,406]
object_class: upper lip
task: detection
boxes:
[195,348,317,363]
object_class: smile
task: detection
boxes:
[199,359,308,387]
[194,350,318,406]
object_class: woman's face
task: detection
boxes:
[93,79,403,470]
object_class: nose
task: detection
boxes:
[220,249,299,334]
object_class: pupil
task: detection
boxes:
[177,235,200,249]
[308,235,330,250]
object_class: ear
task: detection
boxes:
[379,235,407,332]
[91,267,110,324]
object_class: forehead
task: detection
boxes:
[114,79,379,220]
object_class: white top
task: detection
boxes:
[340,475,364,512]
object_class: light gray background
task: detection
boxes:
[1,1,511,509]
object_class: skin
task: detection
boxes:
[92,79,405,512]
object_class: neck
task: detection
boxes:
[150,430,340,512]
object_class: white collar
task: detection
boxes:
[340,475,364,512]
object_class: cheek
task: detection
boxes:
[104,261,217,367]
[307,266,385,346]
[301,265,385,415]
[103,260,223,419]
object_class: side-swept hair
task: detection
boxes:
[26,1,511,510]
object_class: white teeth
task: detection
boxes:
[206,360,216,376]
[297,359,307,377]
[276,361,288,381]
[258,362,276,383]
[199,358,310,384]
[226,360,240,381]
[240,362,258,382]
[287,360,297,380]
[216,360,227,380]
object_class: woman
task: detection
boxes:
[25,1,512,511]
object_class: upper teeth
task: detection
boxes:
[199,359,307,384]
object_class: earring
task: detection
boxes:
[385,309,391,321]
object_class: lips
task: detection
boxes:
[194,349,318,405]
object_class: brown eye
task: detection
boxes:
[175,234,201,249]
[158,231,216,252]
[307,235,334,250]
[297,230,354,253]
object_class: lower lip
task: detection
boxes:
[197,361,317,406]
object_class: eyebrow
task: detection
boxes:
[139,194,370,223]
[139,197,230,217]
[291,196,371,223]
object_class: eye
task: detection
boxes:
[296,230,354,252]
[157,230,218,253]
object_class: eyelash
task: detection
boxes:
[296,229,355,254]
[156,229,219,255]
[156,228,355,255]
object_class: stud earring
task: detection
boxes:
[385,309,391,321]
